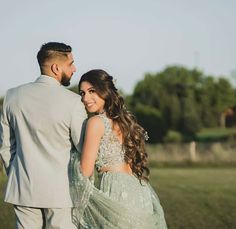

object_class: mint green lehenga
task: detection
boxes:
[69,114,167,229]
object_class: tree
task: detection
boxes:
[133,103,166,143]
[129,65,236,143]
[0,97,3,112]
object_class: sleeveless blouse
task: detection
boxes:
[95,114,126,171]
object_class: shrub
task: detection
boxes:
[164,130,183,143]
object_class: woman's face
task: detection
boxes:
[79,81,105,113]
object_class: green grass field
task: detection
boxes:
[150,168,236,229]
[0,174,15,229]
[1,168,236,229]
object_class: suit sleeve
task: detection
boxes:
[0,92,16,175]
[70,99,87,153]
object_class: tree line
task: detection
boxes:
[126,66,236,143]
[1,65,236,143]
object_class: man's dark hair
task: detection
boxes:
[37,42,72,72]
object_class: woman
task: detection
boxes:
[69,69,167,228]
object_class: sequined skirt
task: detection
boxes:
[99,171,155,214]
[69,154,167,229]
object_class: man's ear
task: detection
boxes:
[51,63,60,75]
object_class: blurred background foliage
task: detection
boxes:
[127,65,236,143]
[1,65,236,143]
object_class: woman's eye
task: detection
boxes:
[89,89,96,94]
[79,91,84,97]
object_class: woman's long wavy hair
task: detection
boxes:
[79,69,150,181]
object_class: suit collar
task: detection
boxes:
[35,75,61,86]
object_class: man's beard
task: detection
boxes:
[61,72,72,86]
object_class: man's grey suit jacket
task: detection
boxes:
[0,75,87,208]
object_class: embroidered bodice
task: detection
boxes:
[95,114,126,171]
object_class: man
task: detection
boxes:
[0,42,87,228]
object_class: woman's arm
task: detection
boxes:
[80,116,104,177]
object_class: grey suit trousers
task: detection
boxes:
[14,206,77,229]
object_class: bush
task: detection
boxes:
[164,130,183,143]
[133,103,166,143]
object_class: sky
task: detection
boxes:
[0,0,236,96]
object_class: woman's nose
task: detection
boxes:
[82,93,90,103]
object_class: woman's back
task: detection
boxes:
[94,114,160,214]
[70,113,167,228]
[95,114,133,174]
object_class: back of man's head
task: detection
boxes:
[37,42,72,73]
